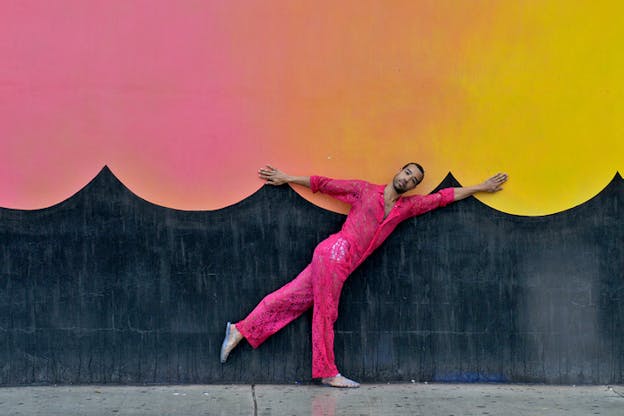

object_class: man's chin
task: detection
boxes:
[393,185,407,194]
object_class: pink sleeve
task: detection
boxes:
[409,188,455,216]
[310,176,363,205]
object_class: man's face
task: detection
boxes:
[392,164,424,194]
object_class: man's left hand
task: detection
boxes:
[481,173,508,192]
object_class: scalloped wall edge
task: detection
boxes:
[0,166,622,217]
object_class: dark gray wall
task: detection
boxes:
[1,167,622,385]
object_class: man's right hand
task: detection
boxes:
[258,165,290,186]
[258,165,311,188]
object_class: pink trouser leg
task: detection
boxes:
[311,256,348,378]
[235,264,314,348]
[234,242,349,379]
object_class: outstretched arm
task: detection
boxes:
[258,165,363,204]
[258,165,310,187]
[453,173,508,201]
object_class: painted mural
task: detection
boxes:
[2,2,624,385]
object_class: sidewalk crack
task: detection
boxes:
[608,385,624,399]
[251,384,258,416]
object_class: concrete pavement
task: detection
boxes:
[1,383,622,415]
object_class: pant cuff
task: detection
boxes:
[234,322,262,349]
[312,369,340,379]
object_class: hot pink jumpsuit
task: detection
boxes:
[235,176,455,378]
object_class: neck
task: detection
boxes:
[384,183,401,202]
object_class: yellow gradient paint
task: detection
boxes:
[434,1,624,215]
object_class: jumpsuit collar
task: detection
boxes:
[377,184,403,222]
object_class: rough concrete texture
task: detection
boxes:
[255,384,624,416]
[0,385,252,416]
[0,384,622,416]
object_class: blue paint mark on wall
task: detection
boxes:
[433,372,508,383]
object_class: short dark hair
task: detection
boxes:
[402,162,425,178]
